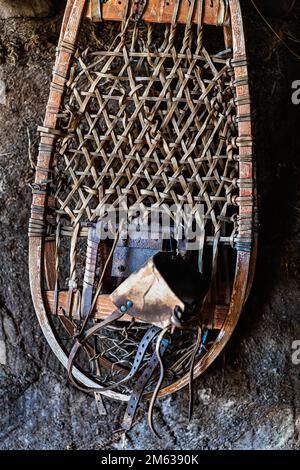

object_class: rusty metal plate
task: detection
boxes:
[111,236,163,278]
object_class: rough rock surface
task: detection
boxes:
[0,2,300,450]
[0,0,54,19]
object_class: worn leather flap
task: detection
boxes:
[110,252,208,328]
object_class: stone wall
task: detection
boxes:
[0,1,300,450]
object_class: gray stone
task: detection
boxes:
[0,1,300,450]
[0,340,6,365]
[3,315,18,344]
[0,0,53,19]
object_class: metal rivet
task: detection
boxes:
[126,300,133,308]
[120,305,127,313]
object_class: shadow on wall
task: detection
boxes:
[0,0,65,18]
[228,0,300,349]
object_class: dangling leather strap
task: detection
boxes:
[67,310,124,392]
[68,320,159,393]
[90,0,102,22]
[131,0,148,23]
[188,326,202,421]
[122,338,169,431]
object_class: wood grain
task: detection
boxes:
[86,0,228,26]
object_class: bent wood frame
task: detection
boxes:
[29,0,256,401]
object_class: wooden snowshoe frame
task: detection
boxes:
[86,0,229,25]
[29,0,257,402]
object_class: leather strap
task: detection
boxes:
[67,310,124,392]
[94,392,107,415]
[122,338,168,431]
[90,0,102,22]
[188,326,202,421]
[147,326,170,438]
[131,0,148,22]
[68,319,159,393]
